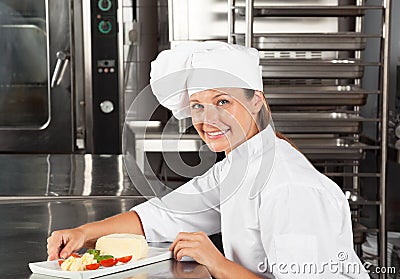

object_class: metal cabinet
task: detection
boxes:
[228,0,391,276]
[0,0,124,154]
[0,0,74,152]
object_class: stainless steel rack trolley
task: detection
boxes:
[228,0,391,277]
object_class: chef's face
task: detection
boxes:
[189,88,264,154]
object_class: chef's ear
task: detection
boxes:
[250,90,265,115]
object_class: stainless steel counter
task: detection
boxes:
[0,154,145,197]
[0,154,211,279]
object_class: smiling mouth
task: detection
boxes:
[204,129,230,138]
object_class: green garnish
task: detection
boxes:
[87,249,100,257]
[97,255,114,262]
[86,248,114,262]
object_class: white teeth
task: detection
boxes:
[206,129,228,136]
[208,131,224,136]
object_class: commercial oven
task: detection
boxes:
[0,0,124,153]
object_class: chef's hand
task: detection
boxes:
[169,231,227,276]
[47,228,86,260]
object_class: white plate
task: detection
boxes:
[29,247,173,279]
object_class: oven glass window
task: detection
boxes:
[0,0,49,128]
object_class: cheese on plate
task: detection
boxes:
[95,234,149,260]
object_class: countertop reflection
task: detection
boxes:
[0,199,211,278]
[0,198,144,278]
[0,154,156,197]
[29,260,211,279]
[0,154,211,278]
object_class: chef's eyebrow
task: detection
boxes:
[189,93,229,103]
[213,93,229,99]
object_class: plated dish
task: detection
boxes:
[29,247,173,279]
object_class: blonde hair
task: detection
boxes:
[242,89,298,150]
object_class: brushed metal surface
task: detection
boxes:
[235,5,383,17]
[0,199,211,279]
[290,137,377,160]
[0,154,145,197]
[272,112,377,134]
[261,59,366,79]
[170,0,339,42]
[0,154,211,278]
[0,0,73,152]
[265,85,372,106]
[0,198,142,278]
[126,121,378,162]
[0,24,47,84]
[235,32,367,51]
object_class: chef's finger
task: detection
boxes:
[169,232,196,251]
[172,240,197,259]
[47,247,60,261]
[59,240,79,259]
[47,232,63,260]
[170,231,205,250]
[176,247,198,261]
[47,243,61,261]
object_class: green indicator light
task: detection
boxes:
[98,20,112,34]
[98,0,112,12]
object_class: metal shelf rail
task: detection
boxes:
[228,0,391,276]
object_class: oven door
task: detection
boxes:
[0,0,74,153]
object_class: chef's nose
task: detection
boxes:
[203,104,219,125]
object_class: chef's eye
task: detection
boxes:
[191,103,203,110]
[217,99,229,106]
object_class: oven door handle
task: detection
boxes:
[51,51,70,88]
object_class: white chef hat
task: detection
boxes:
[150,41,264,119]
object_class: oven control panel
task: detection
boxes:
[91,0,120,154]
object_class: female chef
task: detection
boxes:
[47,42,368,278]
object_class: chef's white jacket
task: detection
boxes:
[132,125,369,278]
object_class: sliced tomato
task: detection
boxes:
[71,253,81,258]
[85,263,101,270]
[116,255,132,263]
[58,260,64,266]
[100,258,117,267]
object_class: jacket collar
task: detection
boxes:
[226,124,276,161]
[225,124,277,199]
